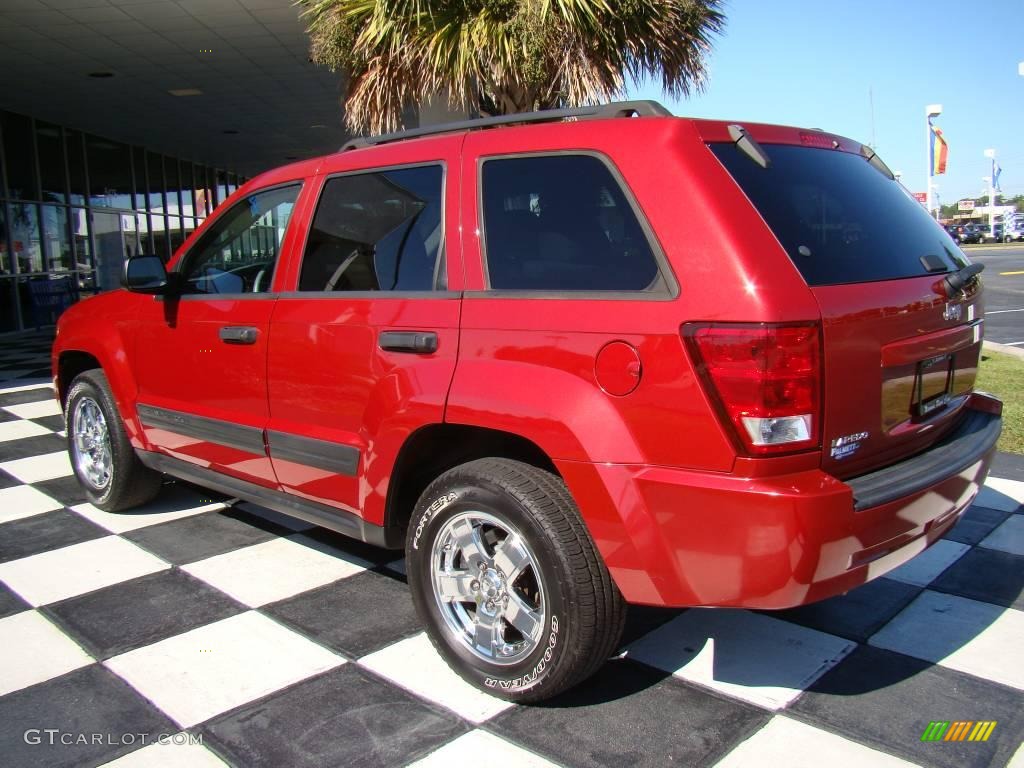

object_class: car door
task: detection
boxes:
[133,181,308,488]
[266,137,463,525]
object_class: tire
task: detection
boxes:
[406,458,626,702]
[65,370,162,512]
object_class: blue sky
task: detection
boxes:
[628,0,1024,204]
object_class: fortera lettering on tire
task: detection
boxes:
[411,492,458,550]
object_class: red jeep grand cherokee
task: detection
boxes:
[53,102,1002,701]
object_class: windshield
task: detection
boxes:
[711,143,968,286]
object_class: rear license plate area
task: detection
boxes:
[913,353,953,419]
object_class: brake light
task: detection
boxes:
[683,323,822,455]
[798,131,840,150]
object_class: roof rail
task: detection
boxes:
[339,100,672,152]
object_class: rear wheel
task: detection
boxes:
[66,370,161,511]
[406,458,626,702]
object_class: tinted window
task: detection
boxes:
[299,165,444,292]
[711,143,967,286]
[179,184,299,295]
[481,155,659,291]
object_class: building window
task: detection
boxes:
[86,135,133,209]
[0,204,10,275]
[41,205,73,272]
[146,152,166,214]
[180,161,196,219]
[72,207,95,292]
[9,201,42,274]
[132,146,148,212]
[0,107,246,331]
[66,129,88,206]
[2,113,37,201]
[36,122,68,204]
[215,169,229,209]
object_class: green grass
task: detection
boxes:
[976,351,1024,455]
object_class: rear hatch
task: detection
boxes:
[709,136,984,479]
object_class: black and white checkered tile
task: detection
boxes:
[0,334,1022,768]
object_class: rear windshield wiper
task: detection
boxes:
[937,262,985,297]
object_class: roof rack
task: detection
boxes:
[339,100,672,152]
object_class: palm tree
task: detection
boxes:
[298,0,725,135]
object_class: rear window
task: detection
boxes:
[480,154,661,292]
[711,143,967,286]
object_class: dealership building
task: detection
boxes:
[0,0,435,333]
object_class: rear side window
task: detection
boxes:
[480,154,660,291]
[711,143,967,286]
[299,165,444,292]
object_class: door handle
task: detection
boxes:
[219,326,259,345]
[379,331,438,354]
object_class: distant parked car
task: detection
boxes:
[957,223,984,244]
[944,224,962,243]
[975,223,1002,244]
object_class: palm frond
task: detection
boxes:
[296,0,725,134]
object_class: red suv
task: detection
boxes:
[53,102,1002,702]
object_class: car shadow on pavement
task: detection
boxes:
[526,484,1022,710]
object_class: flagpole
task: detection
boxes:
[984,149,996,240]
[926,104,942,220]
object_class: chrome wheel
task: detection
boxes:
[430,511,546,665]
[72,396,112,490]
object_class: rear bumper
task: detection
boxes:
[558,395,1002,609]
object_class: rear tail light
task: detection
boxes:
[683,322,822,455]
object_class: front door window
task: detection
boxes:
[178,184,300,295]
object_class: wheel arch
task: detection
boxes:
[54,335,145,448]
[57,350,102,406]
[384,423,558,535]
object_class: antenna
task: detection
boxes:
[869,87,876,150]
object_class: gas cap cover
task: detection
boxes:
[595,341,642,396]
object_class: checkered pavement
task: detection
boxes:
[0,330,1022,768]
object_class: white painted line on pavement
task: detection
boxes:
[985,308,1024,314]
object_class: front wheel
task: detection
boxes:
[66,370,162,512]
[406,458,626,703]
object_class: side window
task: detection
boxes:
[179,184,300,295]
[298,165,444,292]
[481,154,660,291]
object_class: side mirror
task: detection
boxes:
[123,255,170,294]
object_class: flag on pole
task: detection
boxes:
[993,161,1002,192]
[930,121,948,175]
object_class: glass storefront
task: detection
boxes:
[0,108,245,332]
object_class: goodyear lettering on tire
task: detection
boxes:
[484,615,559,690]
